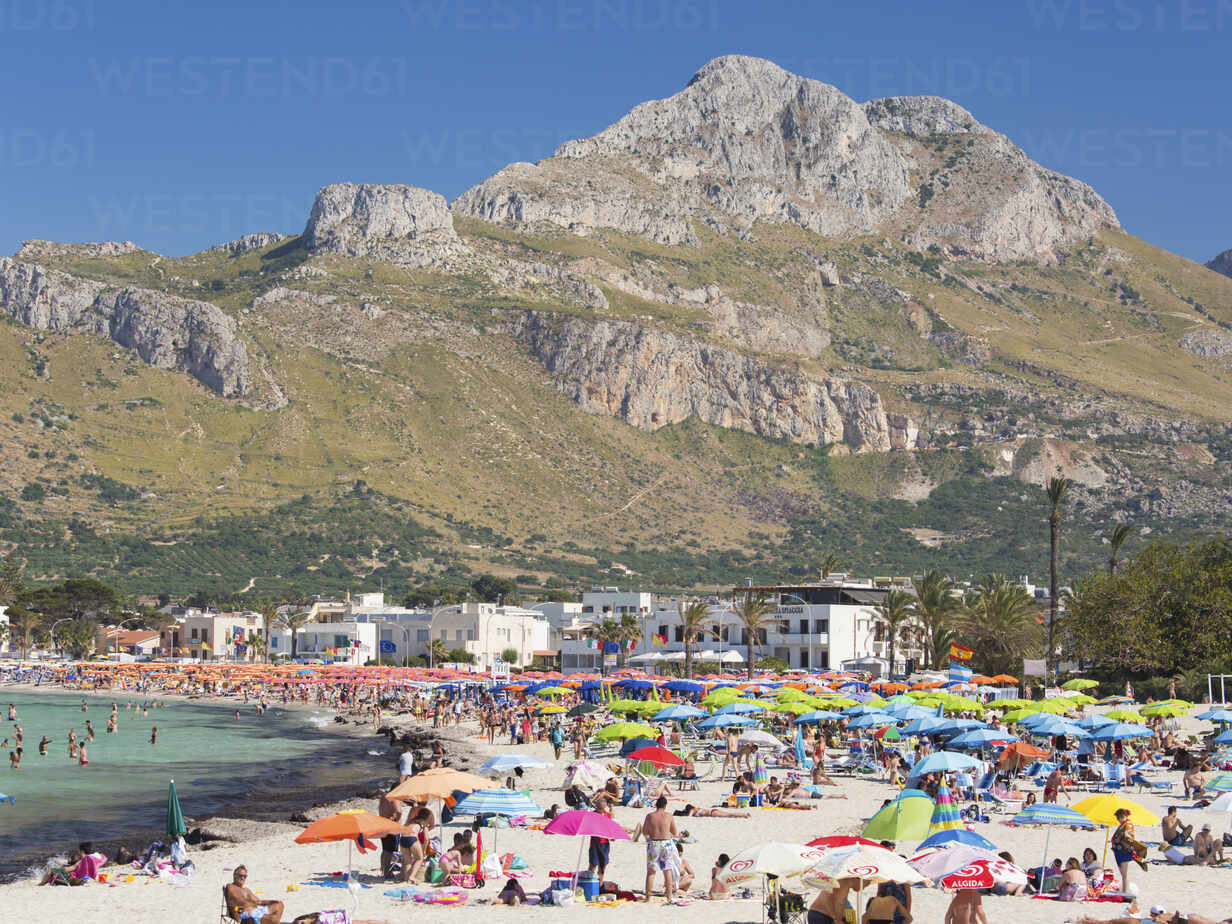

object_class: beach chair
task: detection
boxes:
[1092,763,1126,792]
[1129,771,1173,794]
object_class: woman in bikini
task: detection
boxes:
[675,803,751,818]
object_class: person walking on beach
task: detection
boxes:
[642,795,680,903]
[398,742,414,782]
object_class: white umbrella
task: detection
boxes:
[807,844,926,913]
[907,844,1002,881]
[627,652,664,663]
[563,759,606,791]
[719,842,828,883]
[1205,792,1232,815]
[738,730,787,750]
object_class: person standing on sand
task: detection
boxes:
[398,742,414,782]
[641,795,680,903]
[944,889,987,924]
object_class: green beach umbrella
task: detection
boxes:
[594,721,658,741]
[1104,709,1144,723]
[862,791,934,842]
[1061,679,1099,691]
[166,779,187,838]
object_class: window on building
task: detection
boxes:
[658,624,668,637]
[799,649,809,668]
[417,629,429,641]
[201,630,209,643]
[814,619,827,634]
[799,619,808,635]
[190,628,198,640]
[270,636,279,648]
[439,630,447,641]
[674,626,683,642]
[820,651,830,669]
[455,629,463,641]
[334,635,348,648]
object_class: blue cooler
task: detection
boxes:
[551,877,573,893]
[577,872,601,902]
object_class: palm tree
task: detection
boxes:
[677,598,712,679]
[875,589,915,677]
[276,607,312,659]
[1108,523,1132,575]
[960,575,1044,678]
[428,637,448,668]
[255,599,279,663]
[819,553,841,579]
[732,592,778,679]
[1045,477,1072,680]
[910,569,959,670]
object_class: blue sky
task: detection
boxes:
[1,0,1228,260]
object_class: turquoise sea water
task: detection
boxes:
[0,689,389,879]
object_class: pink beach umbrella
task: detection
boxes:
[544,810,631,892]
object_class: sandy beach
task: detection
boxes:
[1,704,1228,924]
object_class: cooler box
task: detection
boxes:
[551,877,573,893]
[735,794,750,808]
[577,872,601,901]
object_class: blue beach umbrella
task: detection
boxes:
[453,789,543,817]
[1076,714,1117,730]
[902,715,951,736]
[908,751,982,780]
[794,710,844,724]
[715,702,765,715]
[1011,803,1096,883]
[844,704,886,717]
[949,728,1018,750]
[918,828,998,851]
[479,754,553,774]
[662,680,705,694]
[1088,722,1152,742]
[653,704,705,722]
[1197,708,1232,724]
[1027,715,1090,738]
[1205,773,1232,793]
[847,713,894,730]
[696,714,756,730]
[1215,729,1232,746]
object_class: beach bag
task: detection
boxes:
[448,872,484,889]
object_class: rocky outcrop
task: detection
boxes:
[509,310,909,451]
[1207,249,1232,278]
[16,240,142,260]
[0,258,249,397]
[212,232,287,255]
[455,55,1117,262]
[1180,327,1232,358]
[304,183,461,266]
[526,263,608,310]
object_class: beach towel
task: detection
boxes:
[71,852,107,880]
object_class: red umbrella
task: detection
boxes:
[807,835,882,850]
[626,746,684,767]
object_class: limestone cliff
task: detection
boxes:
[509,310,908,451]
[1208,249,1232,278]
[456,55,1117,262]
[304,183,462,266]
[0,258,249,397]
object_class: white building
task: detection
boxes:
[268,620,379,666]
[430,603,552,671]
[633,578,922,677]
[530,589,653,672]
[328,593,434,663]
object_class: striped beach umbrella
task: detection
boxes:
[1011,803,1096,881]
[918,828,997,851]
[1205,773,1232,793]
[927,784,963,835]
[453,788,542,817]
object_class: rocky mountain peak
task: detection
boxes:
[304,183,461,266]
[455,54,1117,261]
[1208,248,1232,278]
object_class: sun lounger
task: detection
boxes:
[1129,772,1173,793]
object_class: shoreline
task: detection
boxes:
[0,680,479,884]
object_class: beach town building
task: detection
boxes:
[528,588,654,672]
[160,612,264,661]
[320,592,433,664]
[429,602,552,671]
[95,628,162,658]
[268,619,379,666]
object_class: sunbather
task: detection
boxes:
[223,866,284,924]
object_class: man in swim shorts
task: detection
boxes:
[642,795,680,902]
[223,865,284,924]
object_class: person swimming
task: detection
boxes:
[38,735,50,756]
[150,727,158,745]
[85,720,95,741]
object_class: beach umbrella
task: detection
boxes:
[1141,700,1191,718]
[1215,728,1232,746]
[652,704,705,722]
[1074,794,1160,869]
[1204,792,1232,816]
[387,767,493,802]
[907,844,1002,882]
[544,810,631,891]
[1198,708,1232,723]
[718,842,827,883]
[1025,715,1090,738]
[927,784,963,835]
[1062,679,1099,691]
[917,829,997,851]
[593,721,658,741]
[536,704,567,715]
[844,704,887,717]
[806,843,925,911]
[997,740,1050,771]
[625,745,684,768]
[794,710,844,724]
[696,714,756,730]
[295,809,410,891]
[715,701,766,715]
[1088,722,1152,742]
[1205,773,1232,792]
[938,856,1028,890]
[662,680,705,693]
[453,788,542,817]
[563,760,606,790]
[901,715,951,735]
[908,750,982,779]
[166,779,186,839]
[862,792,935,842]
[738,730,785,750]
[1076,714,1117,729]
[479,754,552,774]
[567,703,599,717]
[949,728,1017,750]
[1011,803,1096,884]
[1103,709,1144,723]
[807,835,882,850]
[536,686,569,698]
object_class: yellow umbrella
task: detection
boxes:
[536,704,566,715]
[1073,794,1160,869]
